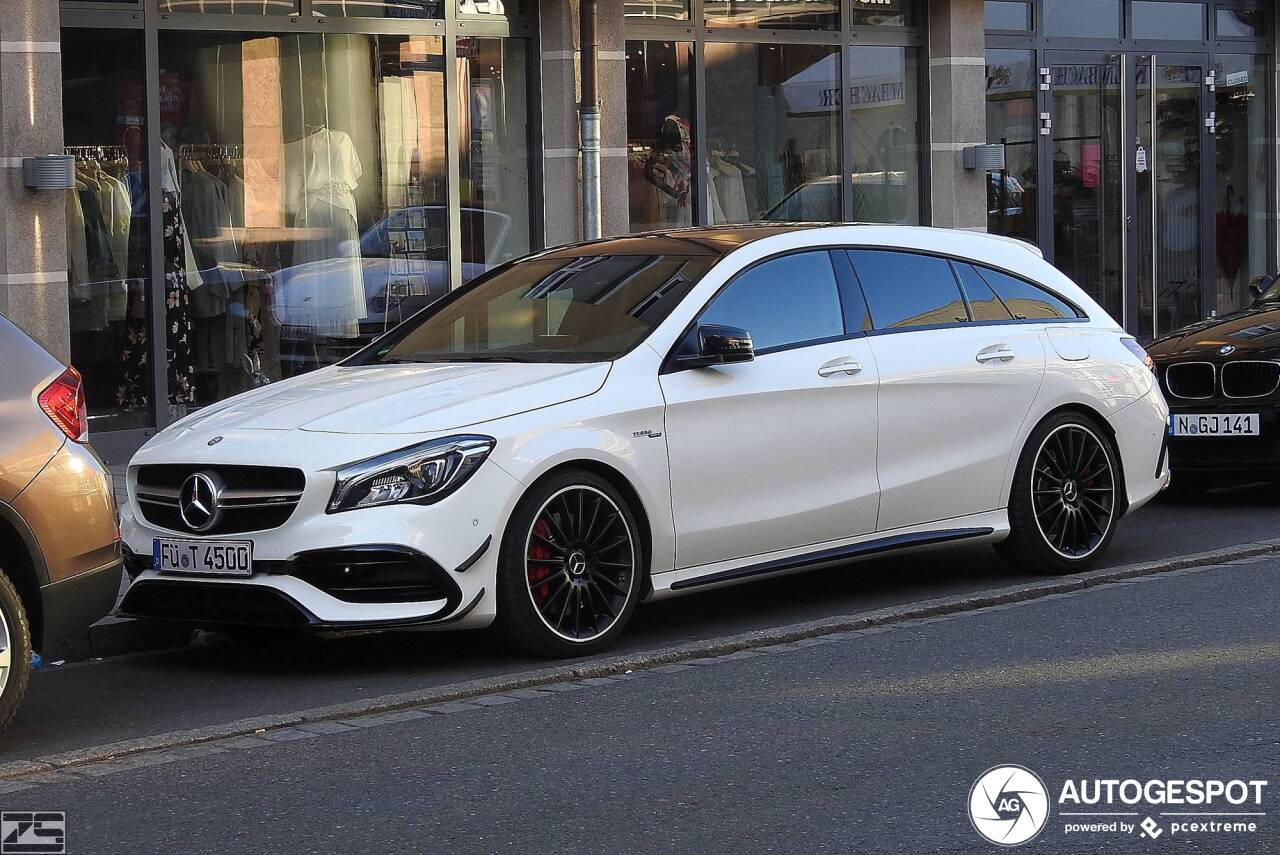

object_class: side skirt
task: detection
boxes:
[662,526,998,594]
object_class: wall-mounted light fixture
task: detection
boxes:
[23,155,76,191]
[962,144,1006,172]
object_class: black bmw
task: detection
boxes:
[1148,274,1280,495]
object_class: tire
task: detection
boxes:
[997,412,1121,575]
[495,470,644,657]
[0,571,32,735]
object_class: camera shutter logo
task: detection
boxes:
[1,812,65,855]
[968,765,1051,846]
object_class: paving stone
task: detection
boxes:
[469,694,520,707]
[296,721,360,735]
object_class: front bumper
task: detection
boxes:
[1165,403,1280,476]
[119,459,519,629]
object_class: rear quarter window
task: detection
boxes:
[974,265,1082,320]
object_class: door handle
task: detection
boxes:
[976,345,1016,364]
[818,357,862,377]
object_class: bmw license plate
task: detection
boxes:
[1168,413,1260,437]
[154,538,253,576]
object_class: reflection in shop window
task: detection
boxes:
[1215,10,1267,39]
[156,31,451,410]
[311,0,443,18]
[159,0,298,13]
[847,46,921,224]
[706,43,840,223]
[985,49,1037,245]
[624,0,689,21]
[626,40,695,232]
[849,0,919,28]
[62,29,155,432]
[456,38,532,281]
[703,0,838,30]
[1215,55,1272,313]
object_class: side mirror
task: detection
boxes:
[675,324,755,370]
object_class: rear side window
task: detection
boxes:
[954,263,1015,322]
[847,250,969,331]
[974,265,1080,320]
[699,251,844,351]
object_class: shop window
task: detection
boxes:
[705,43,840,223]
[848,45,922,224]
[703,0,838,31]
[156,31,452,408]
[1215,9,1267,39]
[984,1,1032,31]
[61,28,154,432]
[1042,0,1120,38]
[159,0,298,13]
[626,40,695,232]
[984,49,1038,245]
[624,0,689,21]
[850,0,919,28]
[458,0,526,15]
[456,38,533,281]
[1214,55,1272,314]
[1131,1,1206,40]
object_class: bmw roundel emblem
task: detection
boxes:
[1219,344,1236,355]
[208,435,223,446]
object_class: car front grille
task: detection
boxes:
[135,464,306,536]
[1163,363,1215,399]
[1221,361,1280,399]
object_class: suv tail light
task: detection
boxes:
[38,367,88,442]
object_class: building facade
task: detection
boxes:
[0,0,1274,461]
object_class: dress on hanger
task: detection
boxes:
[282,127,366,338]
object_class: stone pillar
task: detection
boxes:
[927,0,987,232]
[0,0,68,359]
[538,0,630,248]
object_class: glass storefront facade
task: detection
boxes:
[985,0,1275,339]
[625,0,927,229]
[60,2,534,443]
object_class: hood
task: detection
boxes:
[171,362,611,436]
[1147,305,1280,359]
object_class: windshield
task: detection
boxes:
[359,252,716,364]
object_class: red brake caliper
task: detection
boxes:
[528,519,555,605]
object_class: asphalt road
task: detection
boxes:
[2,486,1277,770]
[3,546,1276,853]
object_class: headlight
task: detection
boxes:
[327,435,495,513]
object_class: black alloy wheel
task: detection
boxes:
[496,471,643,656]
[999,413,1121,575]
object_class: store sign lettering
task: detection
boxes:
[818,81,906,109]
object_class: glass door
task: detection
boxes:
[1043,53,1124,323]
[1132,55,1211,340]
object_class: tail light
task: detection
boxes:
[1120,337,1156,374]
[38,367,88,442]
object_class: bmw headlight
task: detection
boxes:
[327,435,496,513]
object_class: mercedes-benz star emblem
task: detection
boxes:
[567,551,588,577]
[179,472,223,533]
[1219,344,1236,355]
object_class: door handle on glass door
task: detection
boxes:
[817,357,862,377]
[976,345,1016,364]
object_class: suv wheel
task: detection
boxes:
[495,471,643,657]
[0,571,31,734]
[998,413,1120,575]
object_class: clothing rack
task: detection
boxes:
[65,145,127,162]
[179,143,243,161]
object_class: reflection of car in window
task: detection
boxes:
[270,206,513,366]
[760,172,913,223]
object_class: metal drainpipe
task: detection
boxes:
[579,0,602,240]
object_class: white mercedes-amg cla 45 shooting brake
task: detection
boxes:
[119,225,1170,656]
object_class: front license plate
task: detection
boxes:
[153,538,253,576]
[1168,413,1260,437]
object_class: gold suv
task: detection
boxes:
[0,313,121,733]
